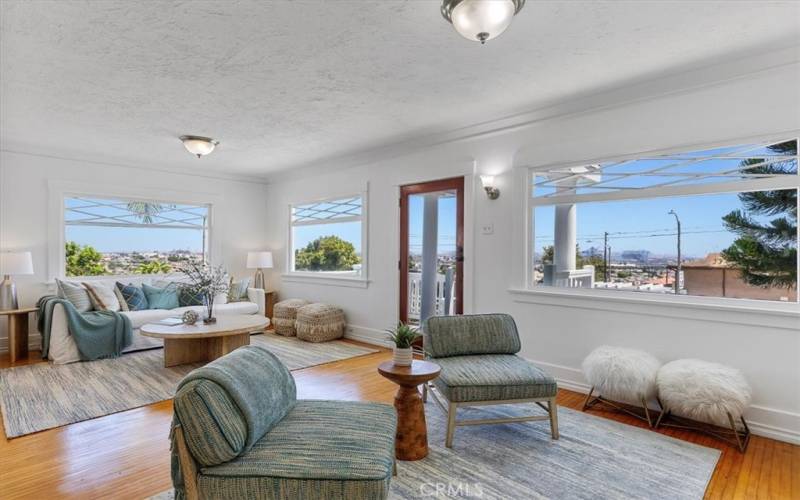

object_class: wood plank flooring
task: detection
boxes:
[1,346,797,499]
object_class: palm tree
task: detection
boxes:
[126,202,175,224]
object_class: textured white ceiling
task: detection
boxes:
[1,1,798,180]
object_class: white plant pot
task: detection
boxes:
[393,347,413,366]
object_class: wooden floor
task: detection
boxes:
[1,346,797,499]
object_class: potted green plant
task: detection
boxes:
[386,321,419,366]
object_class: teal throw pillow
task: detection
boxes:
[142,283,180,310]
[115,282,149,311]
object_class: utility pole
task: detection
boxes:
[603,231,609,282]
[668,210,681,294]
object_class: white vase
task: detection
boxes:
[393,347,413,366]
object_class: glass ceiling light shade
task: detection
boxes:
[441,0,525,44]
[180,135,219,158]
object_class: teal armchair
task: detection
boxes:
[422,314,559,448]
[171,346,397,500]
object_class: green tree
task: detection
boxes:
[126,202,175,224]
[721,140,797,288]
[65,241,106,276]
[136,260,173,274]
[295,235,360,271]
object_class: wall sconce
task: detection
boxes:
[480,175,500,200]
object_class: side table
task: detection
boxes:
[378,360,441,460]
[1,307,37,363]
[265,290,277,331]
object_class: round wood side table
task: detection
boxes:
[378,359,441,461]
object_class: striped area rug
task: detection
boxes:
[151,404,719,500]
[0,333,377,438]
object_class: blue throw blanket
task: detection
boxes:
[37,295,133,360]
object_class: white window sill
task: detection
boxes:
[508,287,800,331]
[281,273,369,289]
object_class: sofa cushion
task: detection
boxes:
[82,281,121,312]
[56,279,93,312]
[213,302,259,315]
[199,400,396,499]
[432,354,557,403]
[173,302,258,316]
[174,379,248,467]
[142,283,179,310]
[178,346,297,453]
[122,309,176,329]
[115,282,149,311]
[178,287,204,306]
[227,277,251,303]
[424,313,521,358]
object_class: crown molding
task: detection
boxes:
[264,44,799,184]
[0,144,271,185]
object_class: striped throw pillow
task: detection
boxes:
[227,278,250,303]
[55,279,93,312]
[82,282,121,312]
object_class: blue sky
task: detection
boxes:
[66,226,205,252]
[535,192,767,259]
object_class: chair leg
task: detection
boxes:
[445,401,457,448]
[642,397,653,428]
[422,382,428,403]
[549,397,559,440]
[581,387,595,411]
[392,460,397,477]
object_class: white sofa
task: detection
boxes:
[47,277,267,364]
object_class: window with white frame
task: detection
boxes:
[529,138,798,303]
[63,196,209,276]
[289,194,366,277]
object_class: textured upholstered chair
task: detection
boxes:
[171,346,397,500]
[423,314,559,448]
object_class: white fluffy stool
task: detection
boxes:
[656,359,752,451]
[581,345,661,427]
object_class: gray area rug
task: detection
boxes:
[150,404,719,500]
[0,333,376,438]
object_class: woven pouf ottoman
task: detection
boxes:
[273,299,311,337]
[656,359,752,451]
[581,345,661,427]
[296,303,346,343]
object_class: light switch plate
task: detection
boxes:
[481,223,494,235]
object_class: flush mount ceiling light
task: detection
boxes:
[441,0,525,44]
[180,135,219,158]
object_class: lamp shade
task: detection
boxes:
[247,251,273,269]
[1,251,34,275]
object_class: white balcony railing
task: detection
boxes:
[553,265,595,288]
[408,272,456,321]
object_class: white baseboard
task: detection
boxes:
[344,324,393,348]
[527,358,800,446]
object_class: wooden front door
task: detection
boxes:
[399,177,465,325]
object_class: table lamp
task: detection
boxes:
[0,251,34,311]
[246,251,273,291]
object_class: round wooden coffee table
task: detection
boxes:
[141,315,268,367]
[378,360,441,461]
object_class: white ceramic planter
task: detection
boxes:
[393,347,413,366]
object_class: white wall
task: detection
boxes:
[265,60,800,443]
[0,151,269,350]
